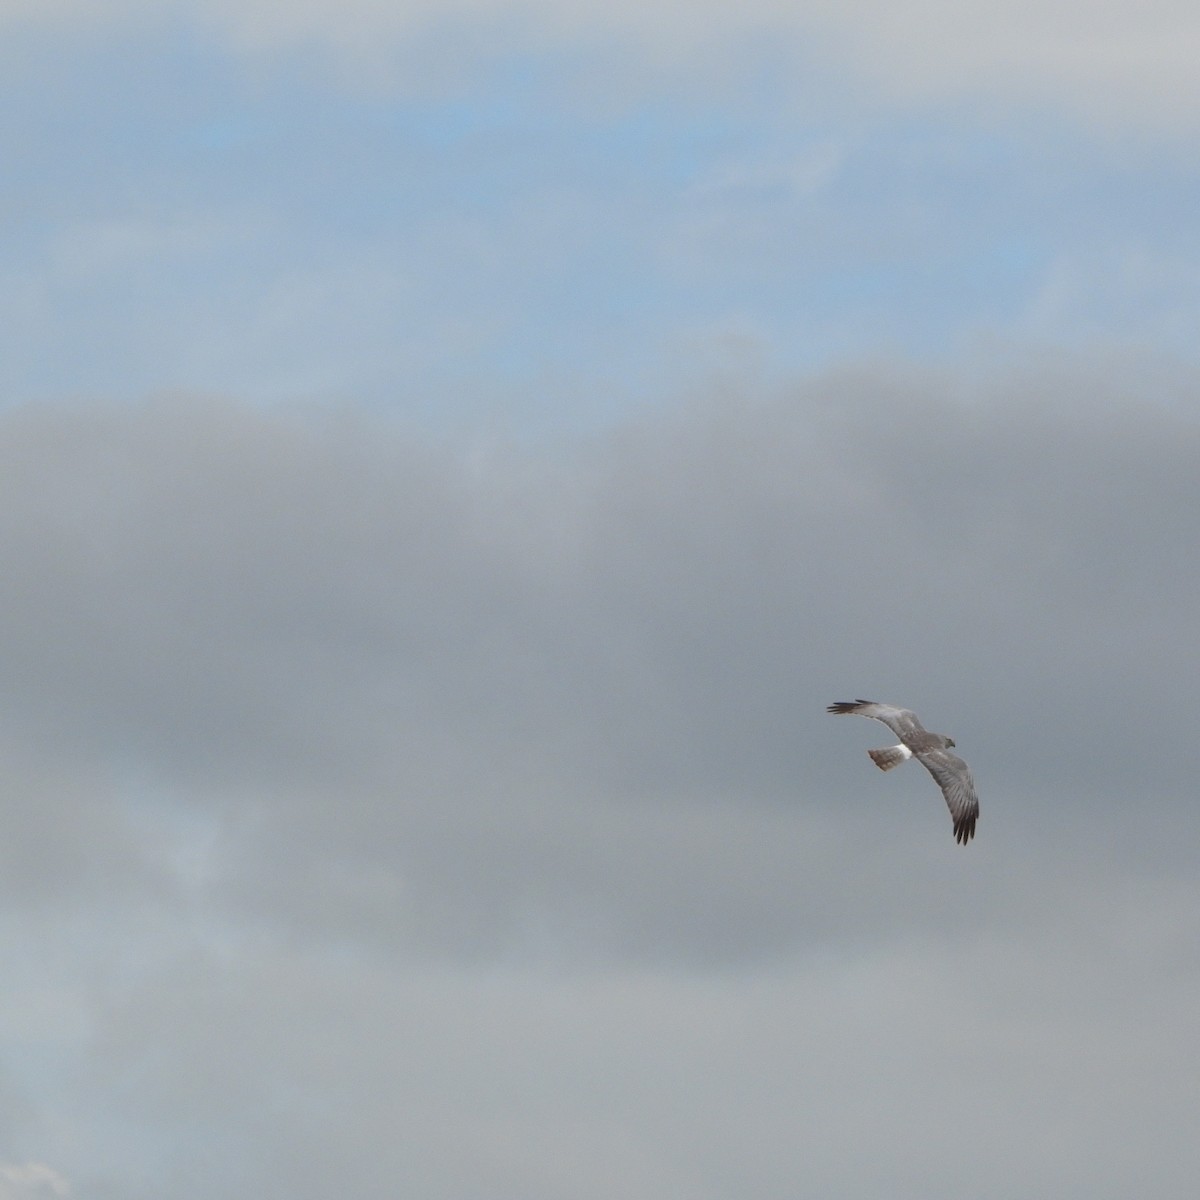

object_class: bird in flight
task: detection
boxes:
[827,700,979,844]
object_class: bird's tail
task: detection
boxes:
[868,745,912,772]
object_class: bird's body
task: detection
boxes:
[827,700,979,844]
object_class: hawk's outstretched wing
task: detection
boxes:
[826,699,928,746]
[914,749,979,845]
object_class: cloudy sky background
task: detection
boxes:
[2,2,1200,1197]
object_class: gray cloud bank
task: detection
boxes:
[1,363,1199,1196]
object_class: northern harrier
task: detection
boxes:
[827,700,979,844]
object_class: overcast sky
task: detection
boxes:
[2,3,1200,1198]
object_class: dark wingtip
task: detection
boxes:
[827,699,874,715]
[953,814,978,845]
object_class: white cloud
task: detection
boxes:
[47,216,245,283]
[7,0,1200,129]
[688,142,847,203]
[0,1164,69,1200]
[1023,244,1200,344]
